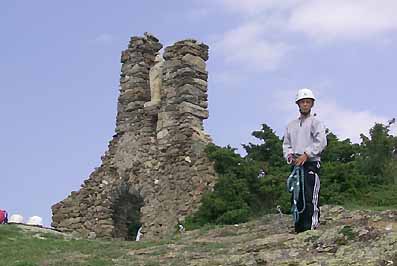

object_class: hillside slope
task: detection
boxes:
[0,205,396,266]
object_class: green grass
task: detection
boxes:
[0,224,232,266]
[0,225,166,266]
[343,200,397,212]
[338,225,358,241]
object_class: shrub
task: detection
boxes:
[185,121,397,229]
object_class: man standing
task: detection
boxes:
[283,88,327,233]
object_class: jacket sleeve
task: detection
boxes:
[304,119,327,158]
[282,126,293,161]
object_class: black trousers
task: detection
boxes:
[292,161,321,233]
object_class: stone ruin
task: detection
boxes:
[51,33,217,240]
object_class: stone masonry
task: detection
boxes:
[51,33,217,240]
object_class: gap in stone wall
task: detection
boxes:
[112,187,144,240]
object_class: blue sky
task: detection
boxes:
[1,0,396,227]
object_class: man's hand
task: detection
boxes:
[287,154,295,164]
[295,153,308,166]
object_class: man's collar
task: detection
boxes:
[298,112,317,120]
[298,113,311,120]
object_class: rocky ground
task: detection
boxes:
[125,205,397,266]
[3,205,396,266]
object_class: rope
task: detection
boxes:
[287,166,306,224]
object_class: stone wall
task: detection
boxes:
[51,33,217,240]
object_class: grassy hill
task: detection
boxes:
[1,205,396,266]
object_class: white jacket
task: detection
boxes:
[282,114,327,162]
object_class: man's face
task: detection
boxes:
[297,98,314,114]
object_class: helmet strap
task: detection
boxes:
[299,108,311,116]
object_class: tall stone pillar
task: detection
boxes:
[52,34,216,241]
[140,39,215,239]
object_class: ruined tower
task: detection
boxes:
[51,33,217,240]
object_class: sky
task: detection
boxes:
[1,0,397,227]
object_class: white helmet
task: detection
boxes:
[295,88,315,103]
[27,216,43,226]
[9,214,24,224]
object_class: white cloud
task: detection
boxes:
[214,23,292,71]
[94,33,113,44]
[317,101,388,143]
[206,0,397,72]
[215,0,397,42]
[217,0,300,15]
[288,1,397,42]
[389,124,397,136]
[271,88,389,143]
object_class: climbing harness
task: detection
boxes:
[287,166,306,224]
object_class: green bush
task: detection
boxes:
[358,184,397,207]
[320,161,368,204]
[184,147,255,228]
[216,208,250,224]
[257,167,290,213]
[185,121,397,229]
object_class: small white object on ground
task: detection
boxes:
[9,214,24,224]
[136,226,143,241]
[27,216,43,226]
[178,224,185,232]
